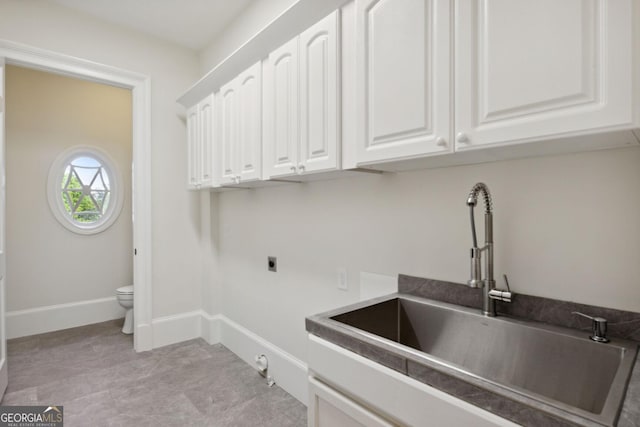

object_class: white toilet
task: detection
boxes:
[116,285,134,334]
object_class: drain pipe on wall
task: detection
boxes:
[255,354,275,387]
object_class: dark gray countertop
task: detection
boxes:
[618,355,640,427]
[306,276,640,427]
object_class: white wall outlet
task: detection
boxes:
[338,268,348,291]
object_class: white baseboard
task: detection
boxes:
[134,323,153,352]
[150,310,203,349]
[7,300,308,404]
[152,310,307,405]
[6,297,125,339]
[216,315,308,405]
[200,312,221,344]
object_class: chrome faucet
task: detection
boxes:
[466,183,512,316]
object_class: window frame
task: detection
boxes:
[47,146,124,235]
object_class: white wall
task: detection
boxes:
[198,0,298,73]
[0,0,202,318]
[196,0,299,318]
[211,147,640,363]
[6,65,132,310]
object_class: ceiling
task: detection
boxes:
[51,0,256,51]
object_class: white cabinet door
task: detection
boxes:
[237,62,262,182]
[355,0,451,165]
[197,93,215,187]
[299,10,340,174]
[309,376,394,427]
[219,78,239,185]
[455,0,634,149]
[219,62,263,185]
[264,37,299,178]
[185,104,200,189]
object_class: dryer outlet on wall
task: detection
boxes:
[338,268,348,291]
[268,256,277,272]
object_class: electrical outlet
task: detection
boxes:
[338,268,348,291]
[268,256,277,272]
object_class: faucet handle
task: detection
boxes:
[572,312,609,343]
[503,274,511,292]
[488,289,512,302]
[488,274,513,303]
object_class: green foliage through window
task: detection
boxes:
[60,161,111,224]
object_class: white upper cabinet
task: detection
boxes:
[264,11,341,179]
[237,62,263,182]
[219,78,238,185]
[455,0,635,150]
[186,104,199,189]
[181,0,639,184]
[355,0,452,165]
[264,37,299,178]
[186,93,216,190]
[219,61,263,185]
[198,94,215,187]
[299,10,340,174]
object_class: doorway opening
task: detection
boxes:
[0,40,153,353]
[6,64,134,341]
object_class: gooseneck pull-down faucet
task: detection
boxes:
[466,183,512,316]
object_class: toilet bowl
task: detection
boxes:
[116,285,134,334]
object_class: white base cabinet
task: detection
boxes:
[307,335,518,427]
[309,376,393,427]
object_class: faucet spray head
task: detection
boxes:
[467,183,493,214]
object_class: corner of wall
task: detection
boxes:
[217,315,308,405]
[149,310,308,405]
[196,0,299,74]
[151,310,203,349]
[200,310,221,344]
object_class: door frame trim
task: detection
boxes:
[0,56,7,397]
[0,39,153,351]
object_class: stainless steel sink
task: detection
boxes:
[330,296,637,426]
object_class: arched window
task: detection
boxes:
[48,147,124,234]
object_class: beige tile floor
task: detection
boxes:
[1,319,307,426]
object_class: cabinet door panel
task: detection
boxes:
[219,79,238,185]
[455,0,634,148]
[264,37,299,178]
[198,94,215,187]
[299,10,340,173]
[237,62,262,182]
[186,105,199,189]
[356,0,451,164]
[308,377,393,427]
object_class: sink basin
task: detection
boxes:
[330,296,637,426]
